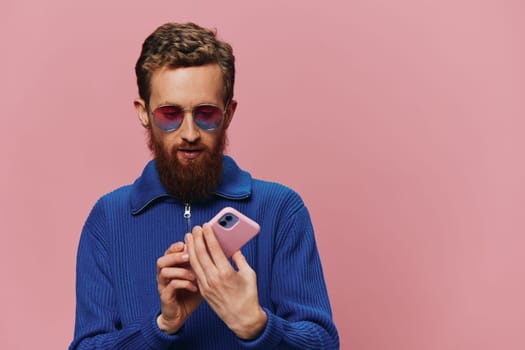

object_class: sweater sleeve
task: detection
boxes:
[237,200,340,349]
[69,200,182,350]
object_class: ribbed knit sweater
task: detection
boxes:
[70,156,339,349]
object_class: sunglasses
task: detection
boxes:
[150,104,227,132]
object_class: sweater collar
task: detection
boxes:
[130,155,252,215]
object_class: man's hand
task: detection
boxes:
[185,224,267,340]
[156,242,203,334]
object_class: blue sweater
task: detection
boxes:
[70,156,339,349]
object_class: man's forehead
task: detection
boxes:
[151,64,223,82]
[149,64,224,107]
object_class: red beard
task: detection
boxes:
[148,130,226,203]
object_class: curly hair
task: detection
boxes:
[135,22,235,108]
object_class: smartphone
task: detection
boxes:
[209,207,260,257]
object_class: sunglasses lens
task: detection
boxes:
[153,105,184,131]
[194,105,223,130]
[152,104,224,131]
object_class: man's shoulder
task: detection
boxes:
[104,183,134,199]
[251,177,295,194]
[91,184,134,210]
[250,177,305,212]
[81,184,135,234]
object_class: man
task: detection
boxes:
[70,22,339,349]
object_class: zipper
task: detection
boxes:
[184,203,192,233]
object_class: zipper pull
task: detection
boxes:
[184,203,192,233]
[184,203,191,219]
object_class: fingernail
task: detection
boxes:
[182,253,189,261]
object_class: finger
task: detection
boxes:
[158,251,190,268]
[231,250,247,270]
[202,223,230,269]
[165,241,185,255]
[232,250,254,277]
[160,279,199,297]
[185,232,207,286]
[157,276,197,294]
[158,266,196,283]
[157,262,198,294]
[157,251,190,276]
[191,226,218,274]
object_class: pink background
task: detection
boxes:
[1,0,524,349]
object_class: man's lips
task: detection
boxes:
[177,148,203,160]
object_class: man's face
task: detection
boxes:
[134,64,236,202]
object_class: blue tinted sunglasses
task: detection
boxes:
[150,104,227,132]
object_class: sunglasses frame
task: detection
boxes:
[149,103,229,132]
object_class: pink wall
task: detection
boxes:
[1,0,524,349]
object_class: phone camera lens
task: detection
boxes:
[225,215,232,221]
[219,220,227,227]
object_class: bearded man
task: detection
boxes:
[70,22,339,350]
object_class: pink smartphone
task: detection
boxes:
[209,207,260,257]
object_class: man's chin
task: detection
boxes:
[154,149,223,202]
[149,129,227,202]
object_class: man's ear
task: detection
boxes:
[134,98,150,128]
[223,100,237,130]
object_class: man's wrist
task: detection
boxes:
[156,314,183,335]
[234,306,268,340]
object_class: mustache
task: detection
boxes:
[173,141,208,150]
[169,140,222,158]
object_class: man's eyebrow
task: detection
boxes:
[156,101,181,107]
[155,101,220,107]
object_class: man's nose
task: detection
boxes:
[179,112,200,143]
